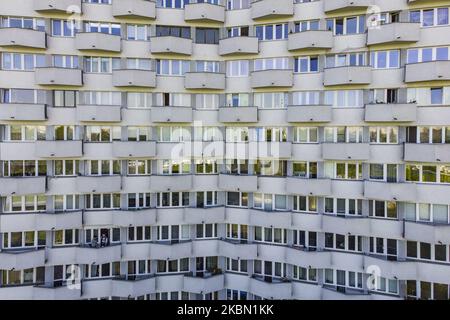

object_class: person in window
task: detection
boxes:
[91,236,99,248]
[100,233,109,247]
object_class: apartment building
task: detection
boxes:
[0,0,449,300]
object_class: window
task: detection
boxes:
[253,260,286,279]
[294,56,319,73]
[293,196,317,213]
[324,90,363,107]
[127,160,152,175]
[324,198,363,216]
[226,127,249,142]
[156,25,191,39]
[324,127,363,143]
[253,92,287,109]
[196,94,220,109]
[53,229,79,246]
[253,57,289,71]
[255,23,288,40]
[0,267,45,286]
[79,91,121,105]
[128,193,151,209]
[254,227,287,244]
[225,159,249,174]
[1,89,46,104]
[407,87,450,105]
[54,194,80,212]
[158,126,190,142]
[4,195,46,213]
[404,203,449,224]
[85,126,121,142]
[407,47,450,64]
[128,127,150,141]
[85,228,121,245]
[292,161,317,178]
[410,8,450,27]
[2,231,46,249]
[126,24,150,41]
[54,90,76,107]
[1,16,45,31]
[127,260,152,276]
[54,160,79,176]
[84,57,120,73]
[226,0,250,10]
[253,193,287,211]
[406,164,450,184]
[327,162,362,180]
[127,92,152,109]
[156,93,191,107]
[253,160,287,176]
[195,159,217,174]
[369,200,398,219]
[196,28,219,44]
[85,194,121,210]
[226,60,249,77]
[156,192,190,207]
[293,230,317,250]
[2,53,45,71]
[369,88,399,104]
[226,258,248,274]
[126,58,152,71]
[373,277,399,295]
[2,160,46,177]
[156,225,190,241]
[194,126,221,142]
[293,127,318,143]
[226,192,248,207]
[6,125,46,141]
[226,26,249,38]
[157,0,189,8]
[369,237,397,260]
[326,15,365,35]
[226,224,248,240]
[196,61,220,73]
[54,125,74,141]
[326,53,366,68]
[156,258,190,273]
[84,262,121,279]
[369,127,398,144]
[160,159,191,174]
[370,50,400,69]
[369,163,397,182]
[51,19,80,37]
[323,269,363,289]
[294,20,320,33]
[254,127,287,142]
[128,226,151,242]
[84,21,121,35]
[156,60,190,75]
[292,91,320,106]
[196,192,218,208]
[196,224,217,239]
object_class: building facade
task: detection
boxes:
[0,0,449,300]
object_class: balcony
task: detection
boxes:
[150,107,192,123]
[363,181,417,202]
[288,31,333,51]
[0,211,82,233]
[218,174,258,192]
[322,143,370,161]
[0,28,46,49]
[34,140,83,158]
[75,33,121,52]
[76,105,122,122]
[184,72,226,90]
[0,177,46,196]
[112,141,156,158]
[251,0,294,20]
[248,142,291,159]
[218,37,259,56]
[76,176,122,193]
[287,105,332,123]
[405,61,450,83]
[112,0,156,19]
[218,240,258,260]
[322,215,369,237]
[364,103,417,122]
[34,0,82,13]
[367,23,420,46]
[404,143,450,163]
[323,0,371,13]
[324,66,372,86]
[46,245,122,266]
[0,249,45,270]
[150,175,192,192]
[35,67,83,86]
[150,36,193,55]
[251,70,293,88]
[112,70,156,88]
[0,103,47,121]
[405,221,450,245]
[218,107,258,123]
[250,209,291,229]
[184,3,225,23]
[183,274,225,294]
[249,277,292,299]
[286,177,332,196]
[184,206,225,224]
